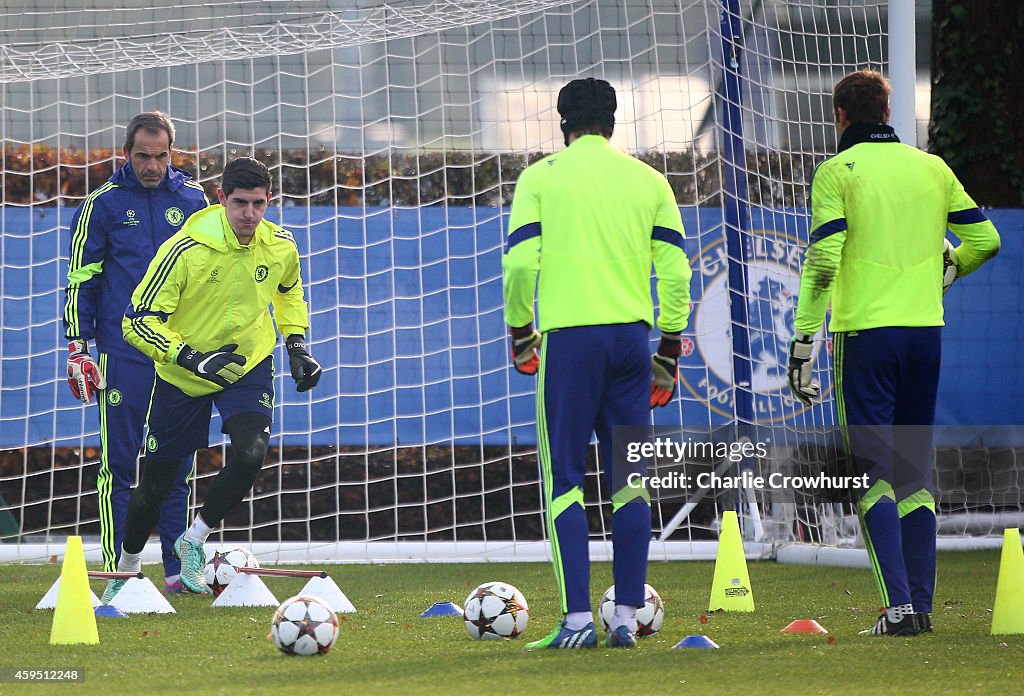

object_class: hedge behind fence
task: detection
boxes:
[1,144,817,208]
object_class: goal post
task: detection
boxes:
[0,0,1020,565]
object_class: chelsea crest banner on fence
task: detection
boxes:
[0,207,1020,447]
[678,224,832,427]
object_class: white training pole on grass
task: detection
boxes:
[888,0,917,147]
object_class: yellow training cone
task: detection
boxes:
[708,511,754,612]
[50,536,99,645]
[991,528,1024,635]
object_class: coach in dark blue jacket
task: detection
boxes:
[63,112,208,592]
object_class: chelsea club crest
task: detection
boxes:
[165,207,184,226]
[678,232,831,423]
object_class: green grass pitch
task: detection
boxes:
[0,551,1020,694]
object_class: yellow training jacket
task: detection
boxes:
[123,205,309,396]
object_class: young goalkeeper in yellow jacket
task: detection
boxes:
[101,157,322,601]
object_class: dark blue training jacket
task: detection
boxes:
[63,162,208,361]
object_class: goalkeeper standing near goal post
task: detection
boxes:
[62,112,208,594]
[788,70,1000,636]
[101,157,322,601]
[503,78,692,649]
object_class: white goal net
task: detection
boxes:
[1,0,1020,564]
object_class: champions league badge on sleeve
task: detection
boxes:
[679,232,832,423]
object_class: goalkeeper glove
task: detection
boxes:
[651,332,682,408]
[176,343,246,388]
[509,324,541,375]
[286,334,322,392]
[787,333,820,406]
[67,339,106,403]
[942,238,959,295]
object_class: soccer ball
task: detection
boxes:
[463,581,529,640]
[942,238,958,294]
[271,595,340,656]
[203,546,259,596]
[598,583,665,637]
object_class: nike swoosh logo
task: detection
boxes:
[196,354,221,374]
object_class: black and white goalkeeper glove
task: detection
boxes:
[942,238,959,295]
[176,343,247,388]
[286,335,322,392]
[787,333,820,406]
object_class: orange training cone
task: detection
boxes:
[50,536,99,645]
[781,619,828,634]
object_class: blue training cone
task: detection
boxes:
[95,604,127,618]
[420,601,463,618]
[673,635,720,649]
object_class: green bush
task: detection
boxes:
[0,143,816,208]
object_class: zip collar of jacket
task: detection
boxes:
[181,204,281,251]
[836,122,900,153]
[109,160,194,192]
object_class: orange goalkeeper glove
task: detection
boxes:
[650,332,682,408]
[509,324,542,376]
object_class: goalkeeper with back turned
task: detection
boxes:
[788,70,999,636]
[503,78,692,649]
[101,156,322,601]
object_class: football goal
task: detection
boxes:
[0,0,1019,564]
